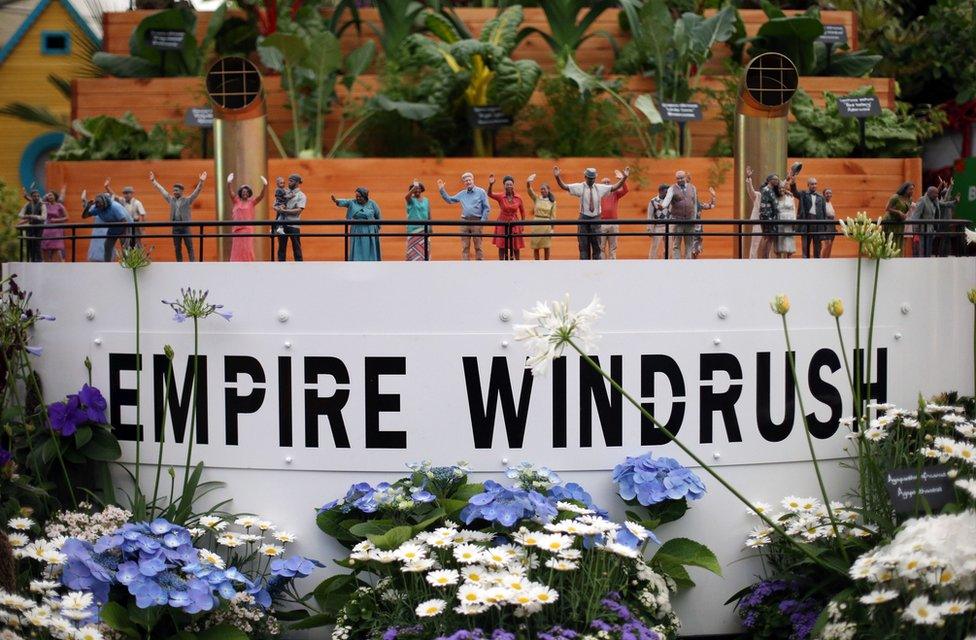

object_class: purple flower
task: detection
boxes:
[48,396,83,436]
[25,345,42,356]
[78,384,107,423]
[460,480,558,527]
[269,555,322,579]
[0,447,11,466]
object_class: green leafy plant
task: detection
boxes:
[745,1,881,77]
[52,113,187,161]
[513,74,631,157]
[0,181,22,263]
[616,0,737,155]
[787,86,946,158]
[401,5,542,156]
[92,5,228,77]
[515,0,643,64]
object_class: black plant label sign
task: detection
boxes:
[837,96,881,118]
[885,465,955,514]
[660,103,703,122]
[468,106,513,130]
[818,24,848,45]
[146,29,187,51]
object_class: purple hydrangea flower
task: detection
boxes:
[460,480,558,527]
[269,555,322,579]
[0,447,11,466]
[613,453,706,506]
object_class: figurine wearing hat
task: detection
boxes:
[104,178,147,249]
[275,173,307,261]
[553,165,630,260]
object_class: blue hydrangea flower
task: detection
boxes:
[612,453,706,506]
[547,482,609,518]
[270,555,322,579]
[460,480,558,527]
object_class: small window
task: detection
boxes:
[41,31,71,55]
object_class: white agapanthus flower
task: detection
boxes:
[514,294,604,375]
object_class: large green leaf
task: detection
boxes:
[81,426,122,461]
[690,5,737,59]
[819,47,882,77]
[195,625,249,640]
[304,31,342,78]
[489,58,541,113]
[312,574,363,616]
[633,94,663,125]
[367,524,414,550]
[348,519,396,539]
[99,602,140,639]
[260,33,309,69]
[370,94,439,121]
[0,103,70,131]
[561,55,600,95]
[343,40,376,89]
[127,7,201,76]
[652,537,722,577]
[425,10,463,45]
[91,52,160,78]
[481,5,523,55]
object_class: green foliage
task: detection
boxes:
[0,182,21,263]
[393,5,541,156]
[514,75,629,157]
[651,537,722,588]
[745,2,881,77]
[93,6,227,78]
[52,113,187,161]
[257,5,376,158]
[698,63,739,156]
[787,86,947,158]
[515,0,642,63]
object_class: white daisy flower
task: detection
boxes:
[59,592,94,611]
[781,496,803,512]
[555,501,593,515]
[460,565,487,584]
[902,596,942,625]
[273,531,296,543]
[199,515,223,529]
[529,585,559,605]
[400,558,435,573]
[939,600,974,616]
[216,534,243,548]
[955,478,976,499]
[747,501,772,516]
[234,516,259,528]
[75,626,104,640]
[859,589,898,605]
[425,570,460,587]
[453,543,484,563]
[513,529,543,547]
[457,584,487,605]
[256,520,275,531]
[259,544,284,557]
[369,550,398,564]
[545,558,578,571]
[7,517,34,531]
[415,598,446,617]
[6,533,28,548]
[395,542,427,563]
[538,534,574,553]
[29,580,60,593]
[198,549,225,569]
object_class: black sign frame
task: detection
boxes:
[884,465,955,515]
[659,102,703,123]
[468,105,513,130]
[817,24,848,45]
[837,95,882,119]
[146,29,187,51]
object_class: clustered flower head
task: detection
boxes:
[47,384,108,436]
[460,480,557,527]
[744,495,866,549]
[829,511,976,634]
[162,288,232,323]
[407,460,470,496]
[319,479,436,515]
[506,462,561,492]
[514,294,604,375]
[839,211,880,244]
[736,579,821,640]
[838,212,901,258]
[118,244,152,271]
[1,274,53,358]
[612,453,706,507]
[44,503,132,543]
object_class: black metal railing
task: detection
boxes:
[14,217,972,262]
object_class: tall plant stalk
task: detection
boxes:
[132,268,142,496]
[853,253,863,420]
[183,318,200,487]
[865,258,881,409]
[780,315,848,562]
[568,342,843,576]
[151,351,174,515]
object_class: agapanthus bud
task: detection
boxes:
[827,298,844,317]
[770,294,790,315]
[968,289,976,305]
[163,344,175,360]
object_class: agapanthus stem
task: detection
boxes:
[151,356,174,515]
[568,340,843,576]
[183,318,200,488]
[865,258,881,410]
[50,433,77,507]
[833,317,855,401]
[973,303,975,399]
[854,252,863,419]
[780,315,848,563]
[133,269,142,495]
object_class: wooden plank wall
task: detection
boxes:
[101,8,858,72]
[46,157,919,263]
[72,75,895,159]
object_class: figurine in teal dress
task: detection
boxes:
[332,187,382,261]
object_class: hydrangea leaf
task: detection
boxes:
[367,525,414,550]
[652,537,722,577]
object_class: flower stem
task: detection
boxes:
[133,269,142,499]
[854,252,863,420]
[568,340,843,576]
[865,258,881,409]
[780,315,848,563]
[183,318,200,488]
[151,356,174,516]
[833,317,855,399]
[51,431,77,507]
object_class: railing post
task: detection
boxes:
[664,220,671,260]
[344,222,349,262]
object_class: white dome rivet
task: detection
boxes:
[501,340,509,348]
[900,303,910,315]
[85,308,95,320]
[501,458,509,465]
[93,338,102,346]
[712,452,721,460]
[285,456,293,464]
[894,333,902,340]
[284,341,292,349]
[499,309,512,322]
[278,310,289,323]
[717,307,729,320]
[713,337,721,346]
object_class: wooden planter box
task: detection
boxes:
[102,8,858,72]
[47,156,917,263]
[72,75,895,159]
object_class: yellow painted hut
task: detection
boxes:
[0,0,99,189]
